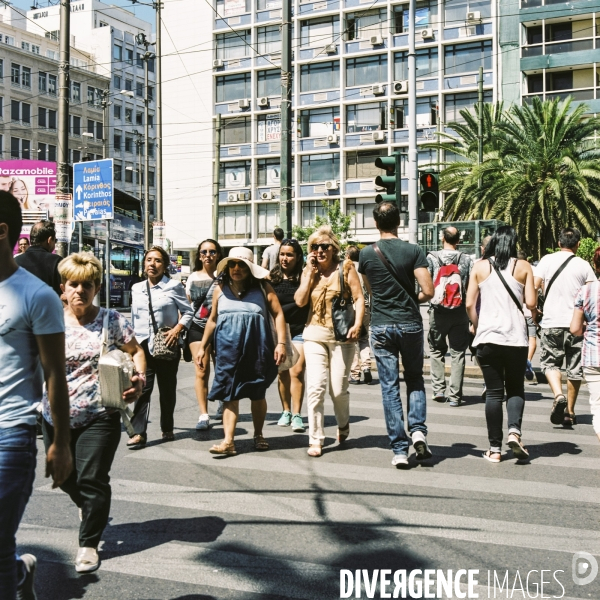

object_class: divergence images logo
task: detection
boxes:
[572,552,598,586]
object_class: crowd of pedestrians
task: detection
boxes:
[3,190,600,597]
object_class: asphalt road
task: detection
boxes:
[18,362,600,600]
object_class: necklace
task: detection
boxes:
[230,282,246,298]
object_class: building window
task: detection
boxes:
[72,81,81,102]
[222,116,251,144]
[300,16,340,48]
[125,48,134,65]
[346,55,387,87]
[301,200,331,227]
[300,61,339,92]
[394,48,438,81]
[346,150,387,179]
[148,141,155,158]
[257,203,279,235]
[125,79,133,91]
[347,199,378,229]
[445,0,491,25]
[257,70,281,97]
[257,113,281,142]
[38,142,47,161]
[48,110,56,130]
[114,131,122,151]
[114,74,122,89]
[11,63,20,85]
[393,1,438,35]
[125,136,133,152]
[87,119,95,136]
[257,26,281,55]
[301,153,339,183]
[395,96,437,128]
[299,106,339,137]
[216,31,251,60]
[444,41,492,76]
[148,114,154,128]
[11,100,19,122]
[216,73,252,102]
[346,102,386,132]
[96,121,103,140]
[148,169,155,187]
[11,101,30,125]
[148,86,154,102]
[5,35,15,46]
[21,67,31,88]
[31,44,40,55]
[346,9,387,40]
[257,0,281,9]
[39,71,47,92]
[48,74,57,95]
[114,162,122,181]
[0,60,3,80]
[125,107,133,123]
[48,145,56,162]
[219,161,251,188]
[125,164,133,183]
[38,107,47,128]
[257,158,287,186]
[21,41,30,52]
[444,90,492,123]
[70,115,81,136]
[114,104,122,119]
[114,44,123,61]
[136,52,144,69]
[88,86,100,105]
[136,81,144,97]
[218,205,251,239]
[11,137,30,160]
[136,111,143,126]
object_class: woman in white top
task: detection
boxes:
[466,226,537,463]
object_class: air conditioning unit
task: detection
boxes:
[261,191,274,200]
[213,59,223,68]
[371,83,385,96]
[393,80,409,94]
[421,28,434,40]
[325,180,338,190]
[466,10,481,22]
[257,96,269,107]
[370,35,383,46]
[237,98,250,109]
[371,131,385,142]
[324,43,337,54]
[227,192,240,202]
[327,133,339,144]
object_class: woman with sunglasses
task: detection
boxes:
[270,239,309,432]
[197,247,287,455]
[186,239,223,430]
[295,226,365,457]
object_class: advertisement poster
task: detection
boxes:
[224,0,246,17]
[258,114,281,142]
[0,160,57,218]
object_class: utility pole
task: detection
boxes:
[279,0,293,238]
[144,52,151,247]
[101,87,111,309]
[55,0,70,257]
[477,66,484,190]
[213,114,221,240]
[407,0,418,244]
[155,0,163,222]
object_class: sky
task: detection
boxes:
[11,0,156,32]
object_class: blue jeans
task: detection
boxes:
[370,324,427,455]
[0,424,37,599]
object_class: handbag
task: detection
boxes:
[331,262,356,342]
[98,309,136,436]
[147,280,179,360]
[536,254,576,324]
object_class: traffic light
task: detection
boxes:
[374,152,402,205]
[419,169,439,211]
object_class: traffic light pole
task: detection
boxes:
[407,0,418,244]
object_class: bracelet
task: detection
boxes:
[134,371,147,385]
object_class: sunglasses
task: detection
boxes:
[281,238,298,246]
[311,243,332,252]
[228,260,248,269]
[199,249,217,256]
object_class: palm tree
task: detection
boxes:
[427,97,600,257]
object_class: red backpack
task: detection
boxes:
[429,252,463,309]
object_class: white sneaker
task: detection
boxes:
[411,430,433,461]
[75,547,99,573]
[196,414,210,430]
[391,454,409,468]
[16,553,37,600]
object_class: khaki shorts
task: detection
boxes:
[540,327,583,380]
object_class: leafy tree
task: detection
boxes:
[426,97,600,258]
[577,238,599,267]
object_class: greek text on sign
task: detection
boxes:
[73,159,114,221]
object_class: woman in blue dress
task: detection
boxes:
[197,247,287,455]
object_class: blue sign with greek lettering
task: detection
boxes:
[73,158,114,221]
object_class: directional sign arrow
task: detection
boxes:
[76,185,83,201]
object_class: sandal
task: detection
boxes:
[307,444,322,457]
[550,394,567,425]
[162,431,175,442]
[209,441,237,456]
[337,424,350,443]
[563,412,577,428]
[253,435,270,451]
[507,433,529,460]
[127,434,146,450]
[483,449,501,463]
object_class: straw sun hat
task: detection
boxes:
[216,246,270,279]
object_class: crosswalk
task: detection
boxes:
[19,365,600,599]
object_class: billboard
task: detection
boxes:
[0,160,57,219]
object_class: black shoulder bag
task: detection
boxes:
[331,262,356,342]
[147,280,179,361]
[536,254,576,323]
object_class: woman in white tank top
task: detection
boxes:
[466,227,537,463]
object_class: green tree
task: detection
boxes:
[577,238,599,267]
[426,97,600,258]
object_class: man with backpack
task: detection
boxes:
[426,226,473,407]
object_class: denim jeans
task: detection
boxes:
[0,424,37,599]
[370,323,427,455]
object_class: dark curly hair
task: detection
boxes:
[270,238,304,285]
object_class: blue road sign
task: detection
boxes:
[73,158,114,221]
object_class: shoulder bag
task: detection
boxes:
[536,254,576,323]
[331,262,356,342]
[147,280,179,360]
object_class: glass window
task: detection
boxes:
[257,203,279,235]
[21,67,31,88]
[114,44,122,61]
[347,199,378,229]
[125,79,133,91]
[393,1,438,34]
[48,145,56,162]
[11,100,19,122]
[136,81,144,97]
[216,31,251,60]
[39,72,47,92]
[114,162,122,181]
[346,102,386,132]
[125,107,133,123]
[38,142,47,161]
[48,110,56,130]
[299,106,340,137]
[346,55,387,87]
[114,74,122,89]
[257,70,281,97]
[257,26,281,55]
[114,131,122,150]
[216,73,252,102]
[136,111,143,125]
[38,107,46,128]
[125,136,133,152]
[300,61,340,92]
[526,73,543,94]
[72,82,81,102]
[222,116,251,144]
[445,0,491,25]
[346,150,387,179]
[444,90,492,123]
[21,139,30,160]
[219,161,251,188]
[394,48,438,81]
[126,48,134,65]
[346,9,387,40]
[114,104,122,119]
[125,164,133,182]
[394,96,438,127]
[300,16,340,48]
[48,75,56,95]
[444,41,492,76]
[301,153,339,183]
[11,63,20,85]
[11,137,20,159]
[96,122,103,140]
[218,205,251,239]
[257,113,282,142]
[257,158,286,185]
[527,26,543,45]
[136,52,144,68]
[31,45,40,55]
[257,0,281,9]
[71,115,81,136]
[21,42,30,52]
[21,103,30,124]
[301,200,330,227]
[149,169,155,187]
[87,119,95,136]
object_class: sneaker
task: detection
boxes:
[348,376,361,385]
[433,395,447,403]
[525,360,534,381]
[214,401,224,421]
[75,547,99,573]
[449,398,462,407]
[16,554,37,600]
[196,414,210,431]
[411,431,433,461]
[291,413,305,432]
[391,453,409,468]
[277,411,292,427]
[550,394,567,425]
[362,370,373,385]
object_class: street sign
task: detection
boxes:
[54,193,73,243]
[73,159,114,221]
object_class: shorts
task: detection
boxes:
[540,327,583,380]
[525,316,537,338]
[187,322,205,344]
[291,333,304,344]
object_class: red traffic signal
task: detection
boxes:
[420,172,438,192]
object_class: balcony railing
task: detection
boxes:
[523,38,594,57]
[523,88,595,102]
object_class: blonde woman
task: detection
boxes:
[10,179,37,210]
[295,226,365,457]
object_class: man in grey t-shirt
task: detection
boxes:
[261,227,284,270]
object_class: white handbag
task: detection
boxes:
[98,309,136,436]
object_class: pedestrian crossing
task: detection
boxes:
[19,363,600,599]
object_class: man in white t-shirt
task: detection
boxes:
[534,227,596,427]
[0,192,72,599]
[261,227,284,271]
